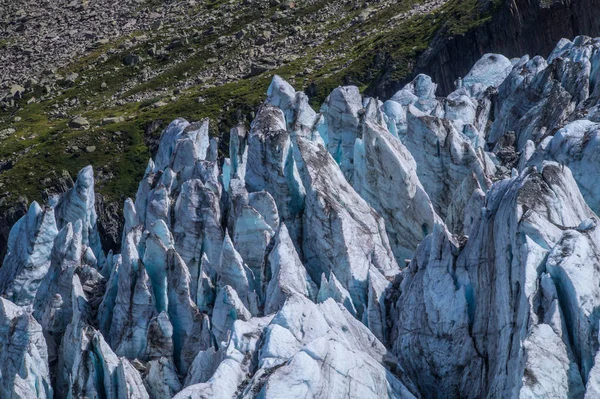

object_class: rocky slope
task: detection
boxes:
[2,35,600,398]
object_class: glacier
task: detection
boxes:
[2,36,600,398]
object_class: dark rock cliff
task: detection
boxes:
[0,200,27,263]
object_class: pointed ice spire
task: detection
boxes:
[317,272,357,316]
[109,229,163,360]
[267,75,318,134]
[33,221,83,362]
[293,136,399,317]
[264,223,317,314]
[173,178,223,295]
[229,125,248,183]
[154,118,191,173]
[0,201,58,306]
[196,254,216,313]
[54,166,105,267]
[321,85,363,183]
[216,232,258,315]
[211,285,252,344]
[353,117,440,263]
[0,297,53,398]
[166,250,212,374]
[245,103,305,245]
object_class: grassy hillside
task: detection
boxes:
[0,0,498,212]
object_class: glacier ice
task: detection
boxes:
[0,202,58,306]
[0,297,53,399]
[4,36,600,398]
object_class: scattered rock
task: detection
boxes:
[248,63,271,77]
[0,128,16,139]
[10,84,25,99]
[123,53,140,66]
[152,101,168,108]
[101,116,124,125]
[62,72,79,86]
[69,116,90,129]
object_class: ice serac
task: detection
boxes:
[495,55,547,113]
[145,357,182,399]
[443,53,509,149]
[390,73,439,114]
[165,249,212,374]
[490,60,572,150]
[354,114,439,262]
[321,85,363,183]
[390,162,599,398]
[97,253,121,337]
[245,103,305,246]
[402,106,493,219]
[264,223,317,314]
[388,224,479,397]
[196,254,215,313]
[216,233,258,315]
[211,285,252,345]
[461,53,512,97]
[0,298,52,399]
[178,295,415,399]
[0,202,58,307]
[175,315,273,399]
[54,166,105,267]
[116,358,150,399]
[293,135,399,318]
[317,271,357,316]
[445,172,485,236]
[490,37,600,151]
[55,273,148,398]
[153,118,210,173]
[227,190,276,302]
[109,227,165,360]
[184,347,219,387]
[535,120,600,214]
[173,178,223,297]
[33,221,83,365]
[520,323,581,398]
[153,118,191,173]
[382,74,440,139]
[267,74,318,136]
